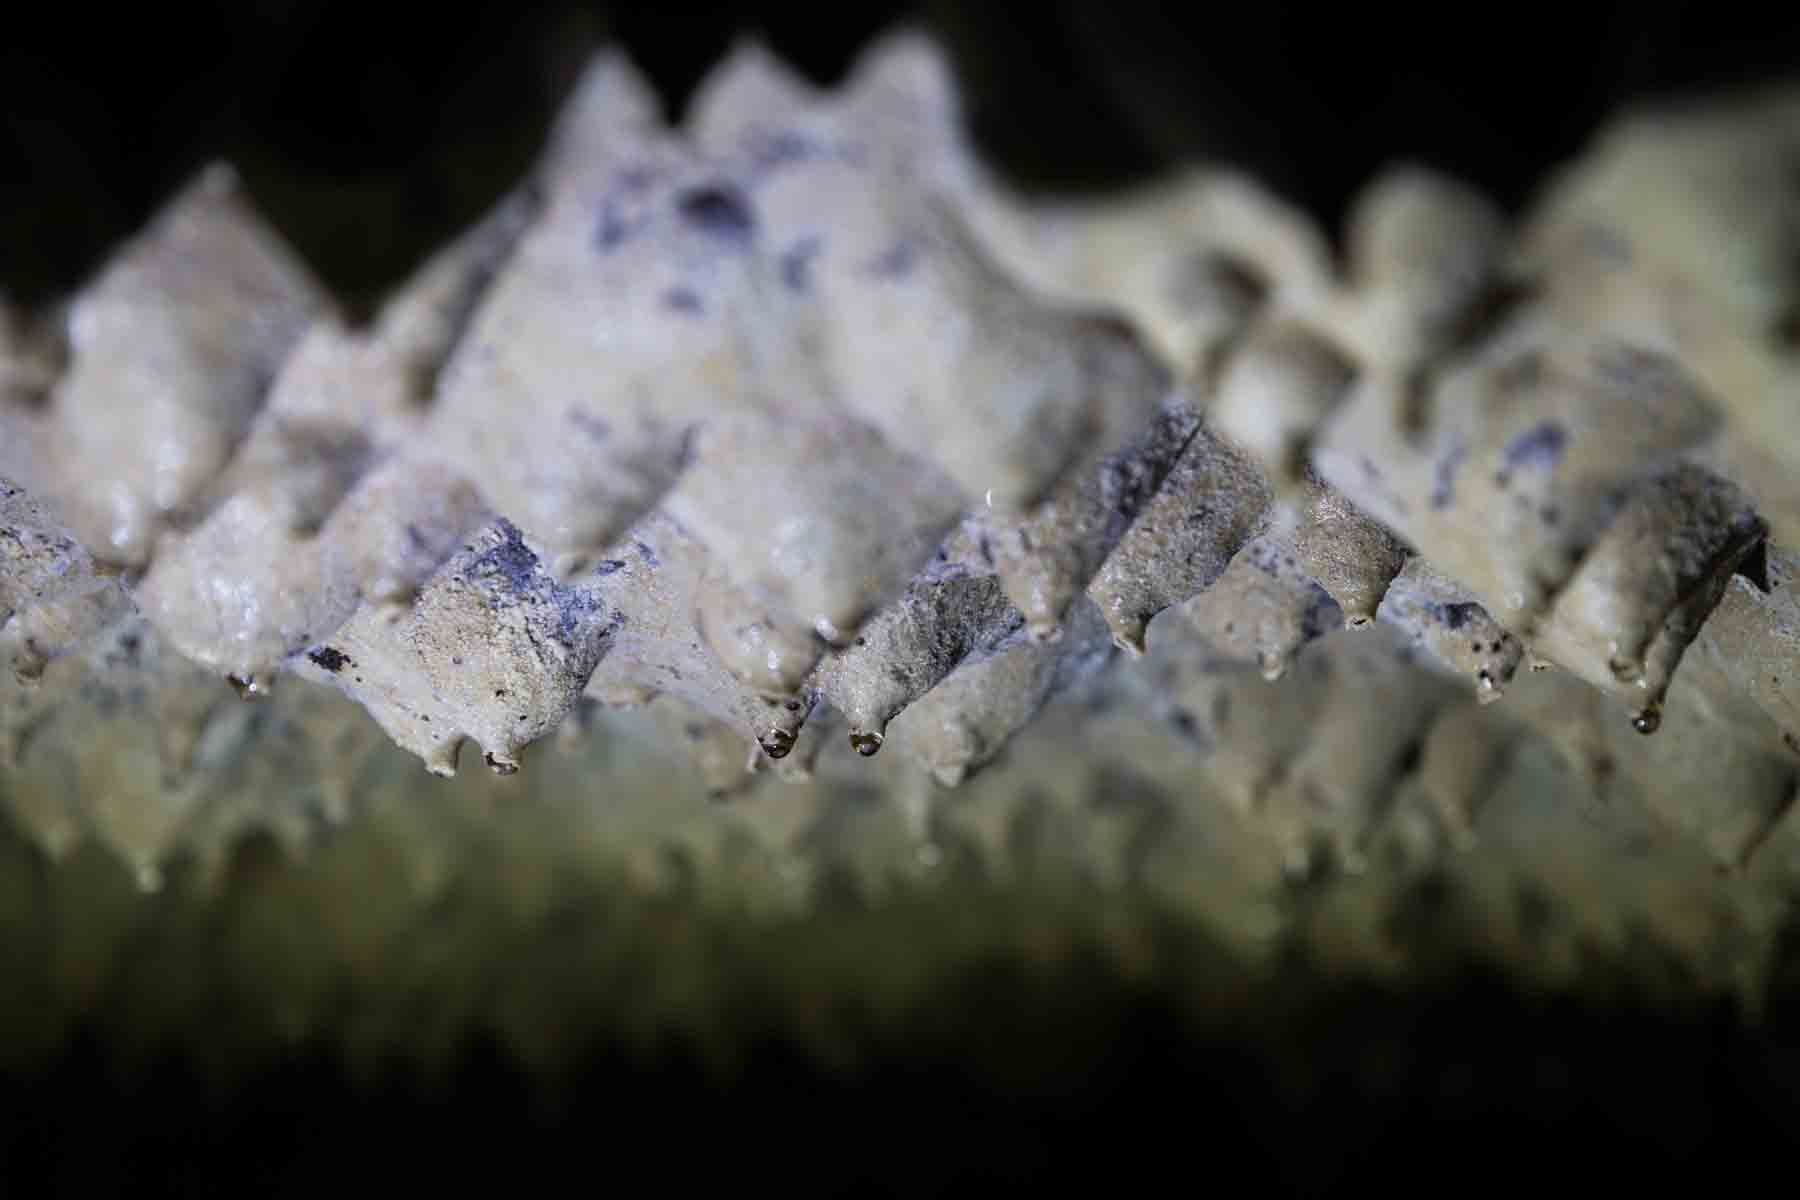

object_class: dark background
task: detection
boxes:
[4,2,1799,315]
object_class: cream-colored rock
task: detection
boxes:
[894,595,1112,787]
[1529,463,1764,726]
[1316,334,1722,631]
[0,615,241,882]
[686,38,823,158]
[643,696,762,800]
[1086,420,1270,654]
[808,528,1022,755]
[293,519,614,776]
[1523,86,1800,355]
[1503,649,1798,870]
[1691,547,1800,754]
[693,566,821,698]
[985,395,1186,642]
[2,31,1798,917]
[316,456,492,613]
[1377,556,1524,701]
[1209,320,1356,504]
[135,196,529,686]
[580,512,810,760]
[1173,536,1342,681]
[1336,164,1508,364]
[1410,698,1529,840]
[1521,87,1800,533]
[430,156,797,567]
[662,412,966,641]
[1256,630,1467,873]
[1282,474,1410,627]
[532,48,670,193]
[959,167,1333,374]
[41,165,329,565]
[727,61,1169,511]
[0,478,129,682]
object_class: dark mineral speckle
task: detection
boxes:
[1440,602,1481,632]
[1168,706,1210,749]
[307,646,351,673]
[675,184,755,243]
[1300,586,1343,640]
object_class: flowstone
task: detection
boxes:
[3,32,1800,1065]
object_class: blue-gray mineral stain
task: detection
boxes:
[675,185,756,244]
[746,129,816,171]
[781,235,823,292]
[1430,444,1467,510]
[554,590,608,646]
[471,520,542,596]
[594,201,632,252]
[595,168,662,251]
[867,241,916,278]
[663,286,705,315]
[567,410,611,443]
[1502,422,1569,473]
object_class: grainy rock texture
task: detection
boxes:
[2,33,1800,1048]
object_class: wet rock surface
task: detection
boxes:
[3,32,1800,1108]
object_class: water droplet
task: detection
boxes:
[850,730,884,757]
[484,751,519,775]
[1111,626,1146,658]
[760,728,795,759]
[1631,705,1662,735]
[226,673,270,700]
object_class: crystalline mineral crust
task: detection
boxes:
[2,30,1799,977]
